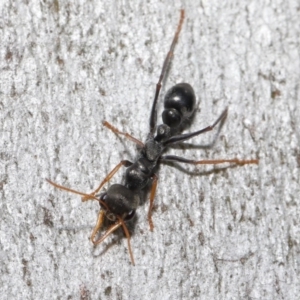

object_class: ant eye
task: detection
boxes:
[99,193,108,207]
[99,193,107,201]
[125,210,136,221]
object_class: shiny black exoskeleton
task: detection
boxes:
[101,83,197,218]
[93,10,231,241]
[162,83,196,129]
[47,10,258,265]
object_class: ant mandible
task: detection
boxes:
[47,10,258,265]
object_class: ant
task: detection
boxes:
[47,10,258,265]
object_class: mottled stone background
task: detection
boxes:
[1,0,299,299]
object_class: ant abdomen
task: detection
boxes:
[162,83,196,128]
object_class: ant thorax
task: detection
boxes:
[143,137,164,162]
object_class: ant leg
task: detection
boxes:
[118,217,135,265]
[164,108,228,145]
[194,109,227,149]
[92,216,135,265]
[82,160,133,201]
[149,10,185,134]
[46,179,108,209]
[160,155,259,165]
[92,217,122,246]
[91,210,106,244]
[148,174,158,231]
[103,121,144,147]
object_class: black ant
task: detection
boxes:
[47,10,258,265]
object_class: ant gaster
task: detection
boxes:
[47,10,258,265]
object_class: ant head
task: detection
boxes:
[98,184,139,219]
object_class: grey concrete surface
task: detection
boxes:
[0,1,299,299]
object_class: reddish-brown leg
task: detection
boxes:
[90,210,106,244]
[82,160,133,201]
[118,217,135,265]
[160,155,259,166]
[92,215,135,265]
[46,179,108,209]
[148,174,158,231]
[193,158,259,165]
[103,121,144,147]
